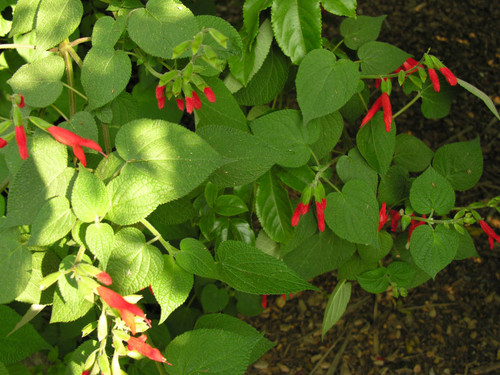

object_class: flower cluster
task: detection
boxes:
[479,220,500,250]
[155,84,216,114]
[425,54,458,92]
[292,198,327,233]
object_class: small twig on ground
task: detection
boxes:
[326,331,351,375]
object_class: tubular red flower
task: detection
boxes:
[127,335,171,364]
[155,85,165,100]
[261,295,267,309]
[15,126,28,160]
[96,271,112,286]
[157,96,165,110]
[408,214,426,241]
[203,87,216,103]
[47,126,106,167]
[18,94,25,108]
[316,198,326,232]
[81,371,90,375]
[192,91,201,110]
[0,138,7,148]
[291,202,310,227]
[378,202,389,231]
[439,67,457,86]
[479,220,500,250]
[176,98,184,111]
[381,93,392,132]
[360,95,383,127]
[428,68,440,92]
[185,96,194,114]
[97,286,147,335]
[389,210,401,232]
[402,58,421,72]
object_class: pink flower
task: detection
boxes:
[479,220,500,250]
[378,202,389,231]
[127,335,171,364]
[428,68,440,92]
[439,67,457,86]
[291,202,310,227]
[15,126,28,160]
[96,271,112,286]
[176,98,184,111]
[316,198,326,232]
[203,87,216,103]
[47,126,106,167]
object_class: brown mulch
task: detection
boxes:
[236,1,500,374]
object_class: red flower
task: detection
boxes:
[291,202,310,227]
[439,67,457,86]
[81,371,90,375]
[18,94,25,108]
[176,98,184,111]
[0,138,7,148]
[281,293,293,300]
[192,91,201,110]
[97,286,149,335]
[380,93,392,132]
[185,96,194,114]
[360,93,392,132]
[428,68,440,92]
[127,335,171,364]
[261,295,267,309]
[96,271,112,286]
[408,214,426,241]
[47,126,106,167]
[316,198,326,232]
[15,125,28,160]
[479,220,500,250]
[378,202,389,231]
[401,57,421,72]
[389,209,401,232]
[157,96,165,110]
[203,87,216,103]
[156,85,165,110]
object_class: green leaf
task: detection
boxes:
[228,18,273,86]
[324,180,379,246]
[377,165,411,206]
[455,230,478,260]
[81,47,131,110]
[250,110,318,168]
[106,227,164,295]
[71,167,110,222]
[420,81,455,119]
[284,229,356,280]
[357,267,389,293]
[215,240,316,294]
[340,15,386,50]
[115,119,226,203]
[336,148,378,192]
[255,170,293,243]
[233,48,290,106]
[357,230,393,264]
[337,253,376,280]
[322,0,357,17]
[296,50,360,124]
[243,0,272,43]
[147,197,197,226]
[165,329,252,375]
[201,284,229,313]
[410,224,459,278]
[276,165,315,192]
[196,15,242,59]
[0,238,31,304]
[308,111,344,160]
[432,138,483,191]
[394,133,434,172]
[32,0,83,55]
[195,313,275,364]
[64,340,99,375]
[28,196,76,246]
[106,172,163,225]
[215,195,249,216]
[271,0,321,64]
[195,77,249,132]
[322,280,351,339]
[387,261,415,288]
[0,305,50,365]
[8,54,64,108]
[127,0,199,59]
[151,255,193,324]
[176,238,218,279]
[197,124,281,187]
[6,132,74,226]
[60,112,99,150]
[50,286,92,323]
[358,41,411,75]
[85,223,114,268]
[409,166,455,215]
[9,0,40,36]
[457,78,500,121]
[356,112,396,175]
[91,15,126,49]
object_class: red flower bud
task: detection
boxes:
[192,91,201,110]
[479,220,500,250]
[81,371,90,375]
[261,295,267,309]
[176,98,184,111]
[0,138,7,148]
[389,209,401,232]
[185,96,194,114]
[291,202,310,227]
[360,95,383,127]
[18,94,25,108]
[380,93,392,132]
[428,68,440,92]
[155,85,165,100]
[127,335,171,364]
[96,271,112,286]
[316,198,326,232]
[378,202,389,231]
[15,125,28,160]
[157,96,165,110]
[203,87,216,103]
[439,67,457,86]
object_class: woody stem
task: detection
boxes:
[140,219,179,255]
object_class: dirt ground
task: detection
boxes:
[237,1,500,374]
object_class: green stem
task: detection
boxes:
[68,36,91,47]
[310,150,320,166]
[101,122,112,155]
[66,45,83,68]
[61,82,88,101]
[0,44,35,50]
[50,104,69,122]
[322,177,341,193]
[140,219,179,255]
[393,92,422,120]
[74,245,86,264]
[331,39,344,53]
[61,39,76,117]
